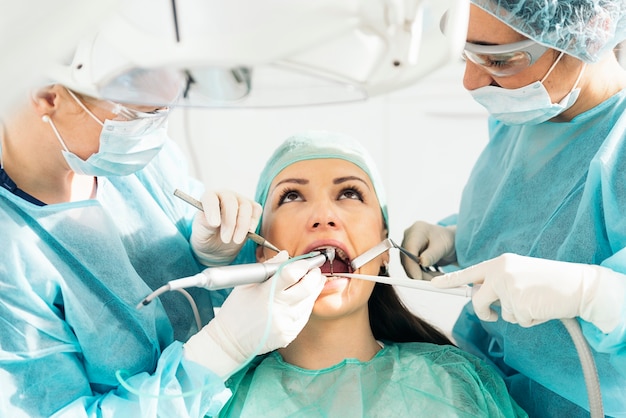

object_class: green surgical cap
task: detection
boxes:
[472,0,626,62]
[236,131,388,264]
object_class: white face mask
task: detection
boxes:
[469,52,586,125]
[45,90,169,176]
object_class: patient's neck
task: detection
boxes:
[277,305,381,370]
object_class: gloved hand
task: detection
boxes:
[190,190,262,266]
[183,251,325,379]
[401,221,457,280]
[430,253,626,333]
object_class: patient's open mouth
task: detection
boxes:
[315,246,352,275]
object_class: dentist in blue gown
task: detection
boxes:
[402,1,626,417]
[0,42,325,417]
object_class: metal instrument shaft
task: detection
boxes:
[173,188,281,253]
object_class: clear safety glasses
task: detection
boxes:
[79,93,170,122]
[463,39,549,77]
[108,103,170,121]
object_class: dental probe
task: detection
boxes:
[173,188,281,253]
[351,238,442,274]
[137,251,331,308]
[331,273,475,298]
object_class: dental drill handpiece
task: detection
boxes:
[137,251,334,308]
[166,251,331,292]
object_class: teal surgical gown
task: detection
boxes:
[454,89,626,417]
[217,341,527,417]
[0,140,231,417]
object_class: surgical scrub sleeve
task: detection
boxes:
[453,89,626,417]
[0,140,231,417]
[217,341,527,417]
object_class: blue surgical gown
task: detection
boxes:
[218,341,527,417]
[454,89,626,417]
[0,139,231,417]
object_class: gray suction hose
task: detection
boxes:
[561,318,603,417]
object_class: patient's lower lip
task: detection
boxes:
[322,275,349,290]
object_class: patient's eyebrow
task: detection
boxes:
[274,175,370,189]
[275,178,309,187]
[334,176,371,190]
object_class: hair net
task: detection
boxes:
[471,0,626,62]
[236,130,388,264]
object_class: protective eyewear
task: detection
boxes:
[108,103,170,121]
[463,39,549,77]
[79,92,170,122]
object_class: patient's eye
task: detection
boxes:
[278,188,302,204]
[339,187,363,201]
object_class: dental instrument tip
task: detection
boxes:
[324,248,336,263]
[247,231,282,253]
[323,248,336,275]
[173,188,282,253]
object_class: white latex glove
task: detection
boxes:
[184,251,325,379]
[401,221,457,280]
[431,253,626,333]
[190,190,262,266]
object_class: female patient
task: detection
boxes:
[218,131,526,417]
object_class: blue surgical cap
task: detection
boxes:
[471,0,626,62]
[236,131,388,264]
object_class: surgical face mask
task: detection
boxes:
[45,90,169,176]
[469,52,586,125]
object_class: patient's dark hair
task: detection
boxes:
[369,276,453,346]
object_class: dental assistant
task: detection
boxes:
[0,46,324,417]
[401,1,626,417]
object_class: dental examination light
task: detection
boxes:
[46,0,469,108]
[0,0,119,114]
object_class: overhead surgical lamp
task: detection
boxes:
[0,0,119,115]
[49,0,468,108]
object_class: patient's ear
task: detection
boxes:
[379,250,390,275]
[382,249,390,265]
